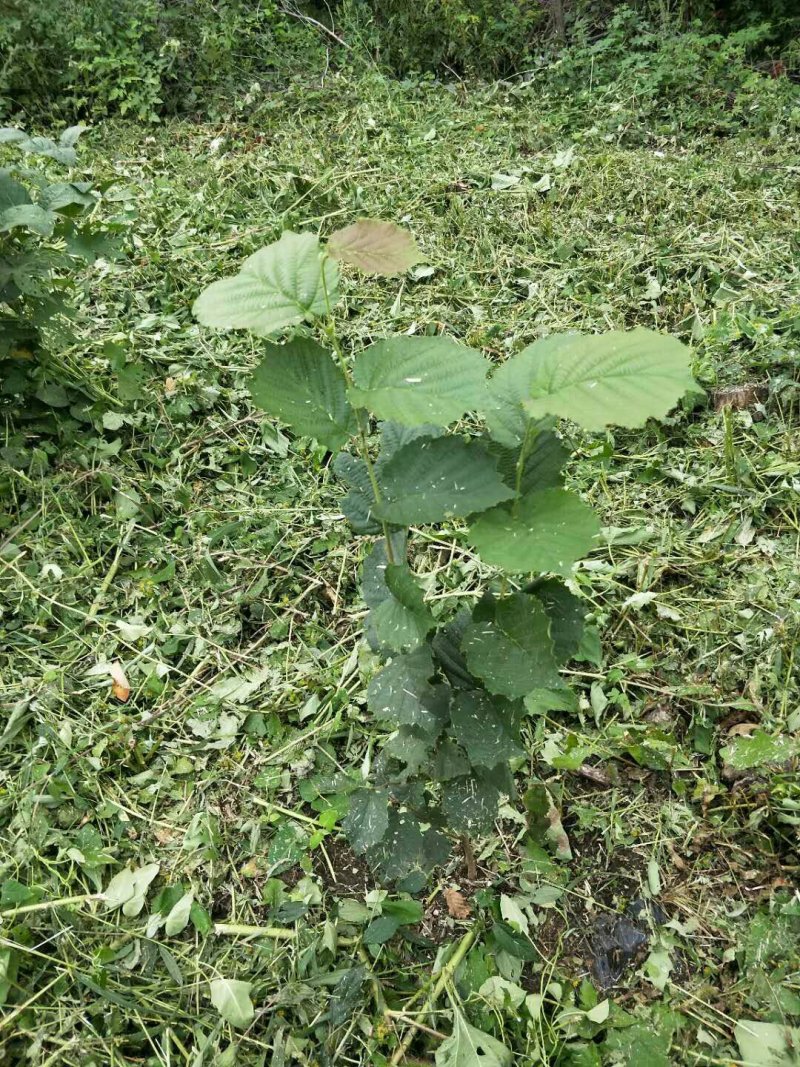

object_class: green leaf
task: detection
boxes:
[0,170,30,213]
[328,219,422,276]
[383,726,432,776]
[349,336,489,427]
[432,739,471,780]
[39,181,96,214]
[518,329,699,431]
[369,564,436,653]
[489,429,568,494]
[366,810,449,881]
[164,890,194,936]
[431,610,474,689]
[449,691,523,768]
[435,1006,512,1067]
[466,488,599,575]
[367,647,449,736]
[382,897,424,924]
[379,420,443,459]
[462,594,560,699]
[529,578,586,662]
[249,338,356,451]
[487,336,576,447]
[209,978,255,1029]
[363,914,401,944]
[373,436,513,525]
[720,731,799,770]
[103,862,160,917]
[343,789,390,855]
[441,771,503,835]
[735,1020,800,1066]
[193,232,337,337]
[0,204,57,236]
[334,453,380,534]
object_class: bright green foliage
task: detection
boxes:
[194,223,700,882]
[193,232,337,337]
[435,1005,512,1066]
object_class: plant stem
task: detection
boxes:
[319,252,396,564]
[388,923,481,1065]
[213,922,357,946]
[460,835,478,881]
[0,893,102,921]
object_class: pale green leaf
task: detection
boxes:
[349,336,489,427]
[449,691,523,768]
[0,170,30,213]
[519,328,699,430]
[328,219,422,276]
[103,862,160,917]
[249,338,356,451]
[343,789,390,854]
[209,978,255,1029]
[487,336,577,446]
[435,1007,512,1067]
[164,890,194,936]
[463,594,560,698]
[466,488,599,575]
[193,232,337,337]
[735,1020,800,1066]
[720,731,799,770]
[373,436,513,525]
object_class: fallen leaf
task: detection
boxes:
[164,376,177,396]
[110,661,130,702]
[443,888,471,919]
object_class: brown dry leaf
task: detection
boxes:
[727,722,760,737]
[328,219,422,276]
[110,661,130,702]
[443,888,471,919]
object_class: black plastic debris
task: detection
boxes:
[587,898,667,991]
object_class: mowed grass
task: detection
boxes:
[1,69,799,1065]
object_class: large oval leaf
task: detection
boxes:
[249,338,356,451]
[349,336,490,427]
[373,436,513,525]
[328,219,422,276]
[462,594,560,699]
[519,328,699,430]
[193,231,338,337]
[466,487,599,575]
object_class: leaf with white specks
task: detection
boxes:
[367,647,449,737]
[462,593,560,699]
[343,789,390,854]
[449,691,523,768]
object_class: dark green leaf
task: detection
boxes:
[334,453,380,533]
[440,771,503,835]
[249,338,356,451]
[369,564,436,653]
[449,691,523,768]
[383,727,433,776]
[363,915,401,944]
[529,578,585,662]
[431,609,474,688]
[373,436,513,525]
[367,647,449,736]
[329,966,367,1027]
[431,739,471,781]
[489,428,567,494]
[462,593,560,698]
[366,810,448,881]
[343,789,390,855]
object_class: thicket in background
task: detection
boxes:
[1,0,797,122]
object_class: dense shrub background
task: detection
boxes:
[1,0,797,122]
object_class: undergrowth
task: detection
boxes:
[0,68,799,1065]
